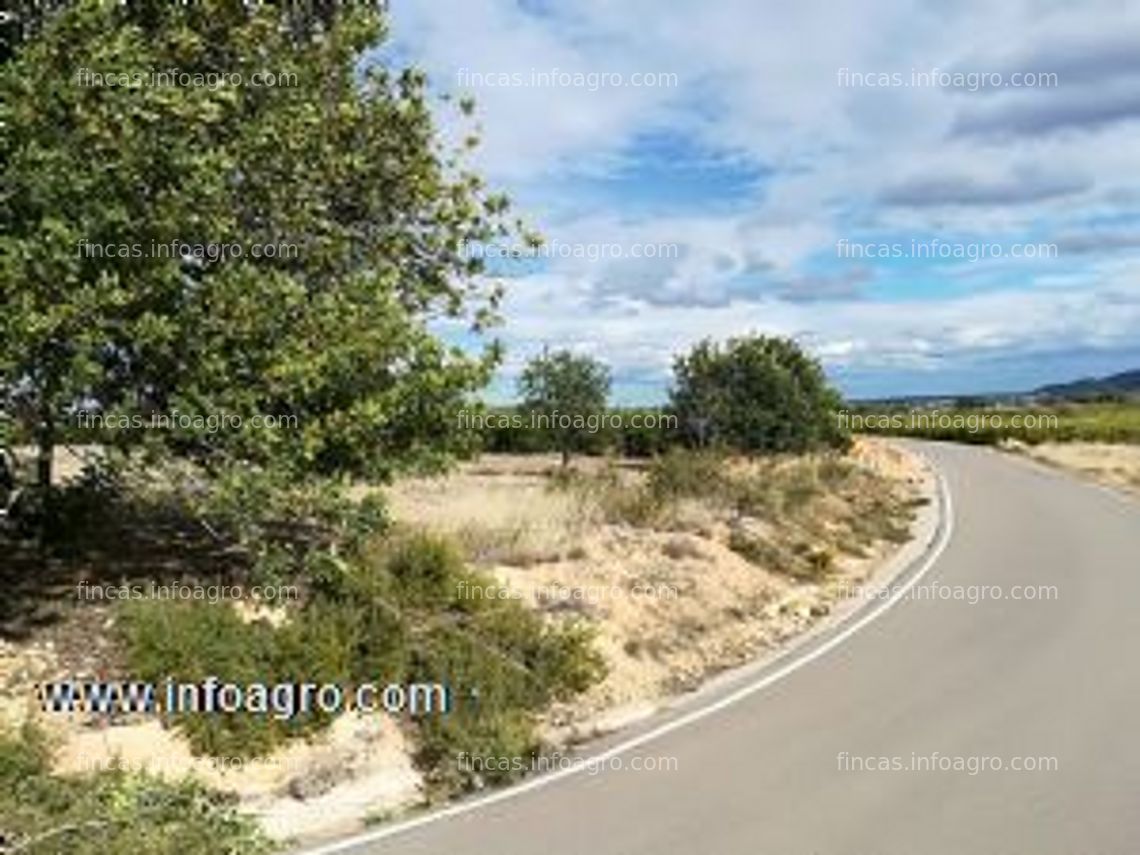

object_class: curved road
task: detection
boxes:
[312,442,1140,855]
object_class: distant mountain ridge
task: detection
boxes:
[1034,369,1140,399]
[852,368,1140,406]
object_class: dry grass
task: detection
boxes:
[1015,442,1140,496]
[384,456,598,567]
[385,441,932,739]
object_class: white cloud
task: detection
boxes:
[391,0,1140,395]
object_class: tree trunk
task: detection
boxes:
[561,447,570,468]
[36,409,54,493]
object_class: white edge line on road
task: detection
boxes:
[300,464,955,855]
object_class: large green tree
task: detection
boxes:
[518,349,611,466]
[669,335,849,453]
[1,2,530,541]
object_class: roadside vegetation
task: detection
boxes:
[117,532,603,794]
[0,724,271,855]
[552,449,916,580]
[387,442,925,742]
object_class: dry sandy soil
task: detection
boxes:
[0,439,933,845]
[1013,442,1140,496]
[386,440,934,746]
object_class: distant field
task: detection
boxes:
[842,401,1140,445]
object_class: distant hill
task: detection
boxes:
[852,368,1140,406]
[1034,369,1140,400]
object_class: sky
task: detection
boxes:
[386,0,1140,403]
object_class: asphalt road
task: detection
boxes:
[311,442,1140,855]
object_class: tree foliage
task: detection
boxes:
[2,2,524,485]
[517,350,611,465]
[669,335,849,453]
[1,1,529,556]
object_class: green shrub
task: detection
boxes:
[646,449,727,501]
[815,455,855,486]
[117,599,351,758]
[414,708,540,797]
[116,529,605,799]
[547,462,665,527]
[727,530,791,575]
[555,450,735,528]
[729,530,839,581]
[411,612,603,796]
[780,465,821,511]
[403,560,605,794]
[732,477,780,518]
[384,532,466,608]
[598,481,665,526]
[0,725,270,855]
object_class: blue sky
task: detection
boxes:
[389,0,1140,402]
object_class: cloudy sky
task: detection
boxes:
[387,0,1140,402]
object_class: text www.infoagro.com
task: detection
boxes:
[38,677,452,719]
